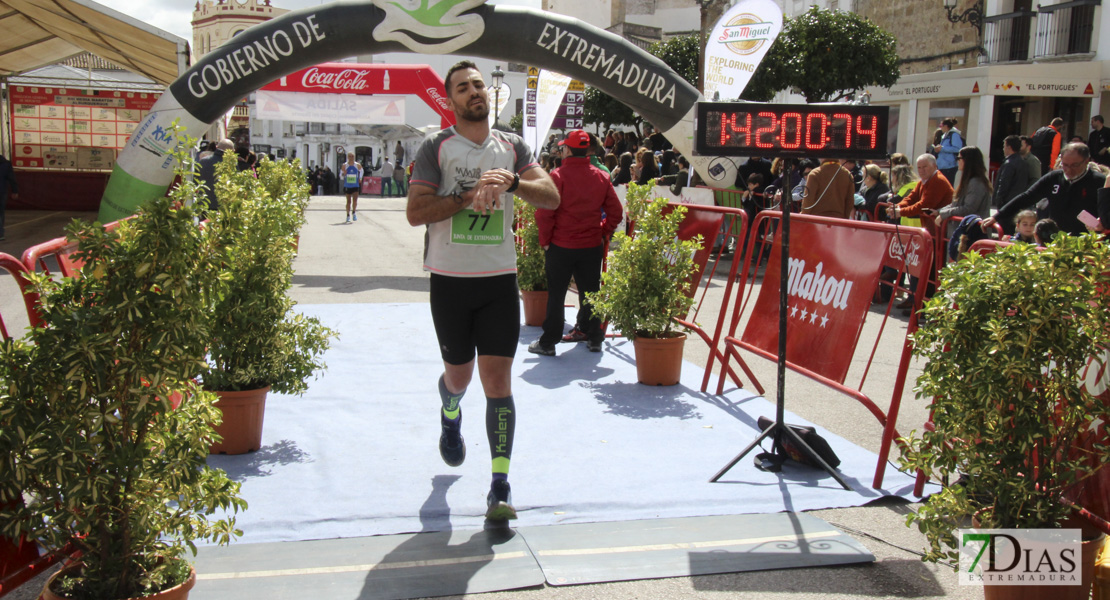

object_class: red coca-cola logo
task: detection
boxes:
[301,67,371,91]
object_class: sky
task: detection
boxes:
[93,0,542,42]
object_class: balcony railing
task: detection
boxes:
[1034,0,1100,59]
[983,10,1036,63]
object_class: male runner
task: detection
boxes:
[406,61,559,521]
[342,152,363,222]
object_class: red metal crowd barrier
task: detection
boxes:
[0,253,63,598]
[703,210,934,489]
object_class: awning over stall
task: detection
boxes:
[0,0,188,86]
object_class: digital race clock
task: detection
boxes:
[695,102,890,159]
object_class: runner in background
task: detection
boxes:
[343,152,363,223]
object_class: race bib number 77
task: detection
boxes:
[450,209,505,245]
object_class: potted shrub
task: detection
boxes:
[898,234,1110,598]
[587,183,701,385]
[202,153,336,454]
[515,197,547,326]
[0,178,246,599]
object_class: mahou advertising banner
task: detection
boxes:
[703,0,783,101]
[742,218,931,384]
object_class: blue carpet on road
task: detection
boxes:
[205,302,931,544]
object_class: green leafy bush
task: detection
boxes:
[515,197,546,292]
[0,147,246,599]
[899,234,1110,565]
[203,153,336,393]
[587,183,700,339]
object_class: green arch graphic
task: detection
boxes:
[101,0,734,222]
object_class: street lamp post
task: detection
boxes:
[942,0,984,36]
[491,65,505,127]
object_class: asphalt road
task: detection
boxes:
[0,195,978,600]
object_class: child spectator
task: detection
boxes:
[1035,219,1060,245]
[1003,209,1038,243]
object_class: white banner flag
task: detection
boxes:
[523,69,571,157]
[487,82,512,128]
[703,0,783,101]
[254,90,407,124]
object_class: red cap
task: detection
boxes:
[559,130,590,149]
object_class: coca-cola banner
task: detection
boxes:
[742,216,932,384]
[255,90,406,124]
[101,0,716,222]
[260,63,453,127]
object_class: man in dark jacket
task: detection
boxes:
[529,130,623,355]
[196,138,234,214]
[983,142,1104,236]
[0,154,18,241]
[992,135,1030,209]
[735,156,773,190]
[1088,115,1110,166]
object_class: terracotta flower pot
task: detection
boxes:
[209,386,270,455]
[521,290,548,327]
[42,565,196,600]
[632,333,686,386]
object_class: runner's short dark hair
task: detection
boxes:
[444,60,479,95]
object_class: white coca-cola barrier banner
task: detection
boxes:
[254,89,407,124]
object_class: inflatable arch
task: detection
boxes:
[100,0,738,222]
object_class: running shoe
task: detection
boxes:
[353,213,358,221]
[587,339,603,353]
[527,340,555,356]
[439,410,465,467]
[485,479,517,521]
[345,215,351,223]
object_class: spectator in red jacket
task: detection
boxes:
[528,130,624,356]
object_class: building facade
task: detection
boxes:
[191,0,289,62]
[863,0,1107,167]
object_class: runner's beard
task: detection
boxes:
[458,101,490,123]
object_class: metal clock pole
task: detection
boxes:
[711,157,851,490]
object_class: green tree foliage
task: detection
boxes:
[743,7,900,103]
[508,111,523,134]
[584,85,638,132]
[650,34,700,89]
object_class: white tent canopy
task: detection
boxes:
[0,0,188,86]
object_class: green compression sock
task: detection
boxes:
[486,395,514,476]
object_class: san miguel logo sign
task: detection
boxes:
[717,14,774,56]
